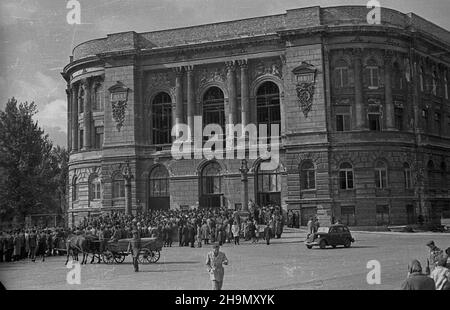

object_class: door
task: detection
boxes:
[301,207,317,226]
[406,205,415,225]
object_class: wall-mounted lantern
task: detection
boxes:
[292,62,317,118]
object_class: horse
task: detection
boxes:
[64,234,89,265]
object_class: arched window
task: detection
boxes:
[203,87,225,133]
[256,81,281,138]
[78,87,84,113]
[93,83,104,111]
[375,161,388,189]
[403,163,412,189]
[300,161,316,190]
[149,166,169,197]
[441,162,447,188]
[152,92,172,144]
[89,175,102,201]
[149,165,170,210]
[200,162,223,208]
[256,162,281,207]
[335,59,349,88]
[112,174,125,199]
[339,162,354,190]
[365,59,380,89]
[72,176,79,201]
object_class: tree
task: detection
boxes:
[0,98,67,226]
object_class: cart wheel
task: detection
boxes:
[102,251,114,264]
[149,250,160,263]
[114,254,126,263]
[138,249,151,264]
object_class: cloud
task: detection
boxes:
[0,0,38,26]
[34,99,67,133]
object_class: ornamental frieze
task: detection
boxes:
[251,59,282,80]
[147,72,172,88]
[198,66,227,86]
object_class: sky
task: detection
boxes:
[1,0,449,147]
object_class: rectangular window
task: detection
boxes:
[376,205,390,226]
[336,114,351,132]
[95,127,104,149]
[79,130,84,149]
[394,108,403,131]
[368,114,381,131]
[422,109,429,131]
[404,169,412,189]
[367,67,379,89]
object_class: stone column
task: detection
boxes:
[82,78,92,150]
[384,52,395,130]
[239,60,249,128]
[226,61,237,127]
[66,87,72,152]
[174,67,184,138]
[353,49,365,130]
[71,83,79,152]
[186,65,195,141]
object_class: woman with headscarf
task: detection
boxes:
[430,256,450,290]
[401,259,435,290]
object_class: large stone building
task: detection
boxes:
[62,6,450,227]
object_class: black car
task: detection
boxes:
[305,224,354,249]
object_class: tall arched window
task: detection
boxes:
[393,62,403,90]
[149,165,170,210]
[300,161,316,190]
[444,73,449,99]
[152,92,172,144]
[200,162,223,208]
[89,175,102,201]
[256,162,281,207]
[72,176,79,201]
[441,162,447,189]
[403,163,412,189]
[93,83,104,111]
[365,59,380,89]
[112,174,125,199]
[339,162,354,190]
[335,59,349,88]
[203,87,225,133]
[375,161,388,189]
[256,81,281,138]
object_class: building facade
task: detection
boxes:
[62,6,450,227]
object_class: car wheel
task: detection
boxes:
[319,240,327,249]
[344,239,351,248]
[332,245,336,248]
[306,245,312,249]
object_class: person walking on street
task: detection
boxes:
[401,259,436,290]
[231,221,240,245]
[205,244,228,290]
[426,240,444,272]
[127,230,141,272]
[28,230,37,262]
[264,222,272,245]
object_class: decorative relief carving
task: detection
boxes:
[334,98,352,106]
[198,66,227,87]
[252,59,282,80]
[292,62,317,118]
[109,81,130,131]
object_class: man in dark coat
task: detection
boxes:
[182,224,189,247]
[127,231,141,272]
[28,230,37,262]
[264,223,272,245]
[187,223,196,248]
[401,259,436,290]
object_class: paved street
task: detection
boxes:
[0,228,448,290]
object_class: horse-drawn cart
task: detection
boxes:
[102,237,163,264]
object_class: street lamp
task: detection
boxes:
[239,159,250,218]
[122,160,134,216]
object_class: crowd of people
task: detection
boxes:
[401,241,450,290]
[0,203,285,263]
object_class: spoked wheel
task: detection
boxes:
[149,250,160,263]
[114,254,126,263]
[138,248,151,264]
[102,251,115,264]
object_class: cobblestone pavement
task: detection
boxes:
[0,228,448,290]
